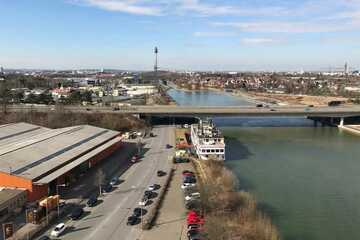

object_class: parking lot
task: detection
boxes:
[141,161,199,240]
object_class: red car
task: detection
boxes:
[187,211,204,225]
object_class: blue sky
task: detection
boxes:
[1,0,360,71]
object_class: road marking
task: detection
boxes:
[87,194,130,240]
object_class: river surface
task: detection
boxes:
[168,88,360,240]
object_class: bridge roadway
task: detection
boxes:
[6,105,360,117]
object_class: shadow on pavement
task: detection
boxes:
[63,226,92,235]
[83,214,104,221]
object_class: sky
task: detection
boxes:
[1,0,360,71]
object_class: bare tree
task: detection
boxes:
[0,78,10,114]
[96,169,106,196]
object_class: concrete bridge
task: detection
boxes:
[6,105,360,119]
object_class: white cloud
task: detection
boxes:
[193,31,237,37]
[70,0,307,17]
[69,0,360,34]
[71,0,164,16]
[213,20,358,33]
[240,38,276,44]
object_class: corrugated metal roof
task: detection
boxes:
[35,136,121,184]
[0,123,120,181]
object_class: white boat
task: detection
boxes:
[190,119,225,160]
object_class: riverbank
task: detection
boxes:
[193,159,279,240]
[239,91,349,106]
[338,124,360,135]
[169,82,350,107]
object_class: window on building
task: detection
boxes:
[220,149,224,153]
[211,149,215,153]
[0,208,9,218]
[206,149,210,153]
[216,149,220,153]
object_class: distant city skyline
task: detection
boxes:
[1,0,360,71]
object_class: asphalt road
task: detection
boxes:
[7,104,360,117]
[37,126,175,240]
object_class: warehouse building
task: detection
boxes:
[0,122,122,202]
[0,188,27,222]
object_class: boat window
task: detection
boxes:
[216,149,219,153]
[206,149,210,153]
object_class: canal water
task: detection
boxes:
[168,88,360,240]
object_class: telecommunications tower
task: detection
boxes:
[154,47,158,73]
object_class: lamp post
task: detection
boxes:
[137,137,142,155]
[56,184,67,218]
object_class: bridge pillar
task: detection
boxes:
[313,120,318,127]
[340,117,344,127]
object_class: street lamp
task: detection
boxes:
[137,138,142,155]
[56,184,67,218]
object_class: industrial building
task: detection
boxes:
[0,188,26,222]
[0,123,122,202]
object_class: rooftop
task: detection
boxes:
[0,188,25,204]
[0,123,120,182]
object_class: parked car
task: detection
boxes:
[157,170,166,177]
[185,200,201,210]
[183,176,197,184]
[187,229,200,238]
[51,223,66,237]
[182,170,194,176]
[166,144,172,149]
[131,154,139,163]
[127,216,139,225]
[149,132,155,137]
[256,104,263,108]
[188,232,203,240]
[139,196,149,206]
[69,207,83,220]
[113,107,120,111]
[102,184,112,193]
[87,196,98,207]
[188,223,201,230]
[148,184,160,191]
[173,157,190,163]
[144,190,153,198]
[181,183,196,189]
[133,208,145,217]
[38,236,51,240]
[110,177,118,186]
[185,192,201,201]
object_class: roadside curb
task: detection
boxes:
[142,167,175,230]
